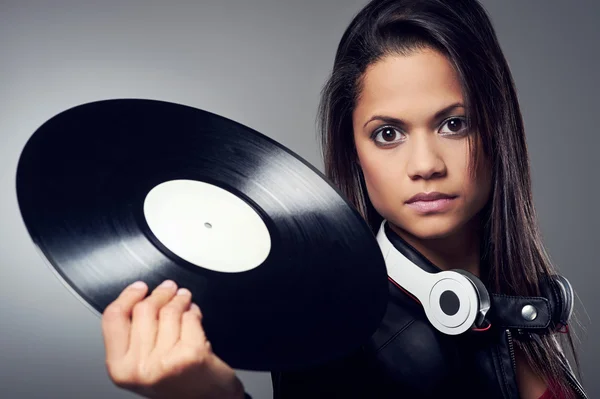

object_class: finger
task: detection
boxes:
[153,287,193,354]
[180,303,207,345]
[101,281,149,363]
[129,280,178,358]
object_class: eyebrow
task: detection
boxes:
[362,102,465,129]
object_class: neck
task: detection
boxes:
[388,217,483,277]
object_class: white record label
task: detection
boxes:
[143,179,271,273]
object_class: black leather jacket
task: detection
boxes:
[268,230,587,399]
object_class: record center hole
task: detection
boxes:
[204,222,212,229]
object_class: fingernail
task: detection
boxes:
[177,288,190,296]
[191,303,200,312]
[159,280,176,289]
[130,281,146,290]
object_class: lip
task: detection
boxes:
[405,192,457,214]
[406,192,456,203]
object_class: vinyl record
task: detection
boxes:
[15,98,389,371]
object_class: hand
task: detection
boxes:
[101,280,245,399]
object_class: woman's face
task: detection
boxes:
[352,48,491,240]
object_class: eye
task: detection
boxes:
[439,117,468,136]
[372,126,405,146]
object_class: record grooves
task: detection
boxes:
[16,99,389,371]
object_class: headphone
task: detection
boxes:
[376,220,574,336]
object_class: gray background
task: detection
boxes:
[0,0,597,398]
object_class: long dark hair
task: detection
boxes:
[318,0,580,397]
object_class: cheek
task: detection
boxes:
[357,141,383,189]
[475,167,493,207]
[445,137,488,193]
[356,145,404,211]
[460,154,492,213]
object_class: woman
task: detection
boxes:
[100,0,587,398]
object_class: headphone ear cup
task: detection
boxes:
[452,269,490,328]
[552,275,574,328]
[539,274,574,330]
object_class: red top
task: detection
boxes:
[539,387,570,399]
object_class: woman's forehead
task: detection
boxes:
[354,50,464,125]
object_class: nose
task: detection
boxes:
[406,134,446,180]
